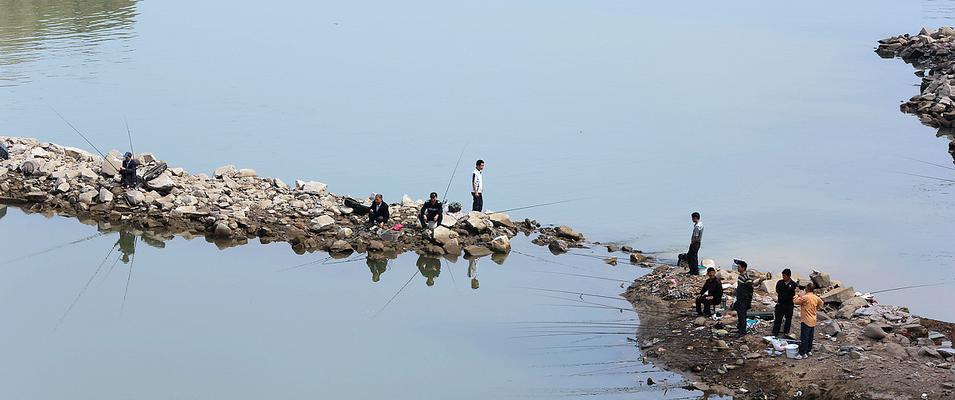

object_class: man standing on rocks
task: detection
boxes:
[368,194,390,228]
[732,259,753,338]
[772,268,799,338]
[418,192,443,229]
[687,212,703,275]
[120,152,138,189]
[695,267,722,317]
[471,159,485,212]
[0,141,8,160]
[794,284,823,359]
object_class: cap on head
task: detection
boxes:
[733,259,748,269]
[124,152,132,158]
[782,268,792,277]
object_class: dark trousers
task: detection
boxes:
[799,323,815,355]
[735,305,749,335]
[121,171,136,188]
[687,242,700,275]
[471,193,483,212]
[695,296,719,316]
[772,303,794,336]
[418,213,443,228]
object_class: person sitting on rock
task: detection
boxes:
[418,192,443,229]
[368,194,389,228]
[772,268,799,338]
[732,259,754,338]
[695,267,722,317]
[120,152,138,189]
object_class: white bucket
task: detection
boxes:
[785,344,799,359]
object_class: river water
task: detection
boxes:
[1,0,954,398]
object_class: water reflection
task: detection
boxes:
[367,256,388,283]
[415,255,441,287]
[468,257,480,290]
[0,0,138,86]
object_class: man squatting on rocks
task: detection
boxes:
[772,268,798,338]
[419,192,443,229]
[732,259,754,338]
[120,152,138,189]
[687,212,703,275]
[368,194,389,228]
[695,267,722,317]
[794,283,823,359]
[471,159,484,212]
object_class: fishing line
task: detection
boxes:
[124,116,134,154]
[372,269,419,318]
[1,232,108,266]
[900,155,955,171]
[442,143,468,203]
[45,102,120,171]
[515,287,630,302]
[888,170,955,183]
[55,245,118,330]
[277,255,334,272]
[121,252,135,315]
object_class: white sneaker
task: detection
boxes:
[793,355,804,360]
[806,352,812,357]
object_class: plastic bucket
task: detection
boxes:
[785,344,799,359]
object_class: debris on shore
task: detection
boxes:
[877,27,955,164]
[623,263,955,399]
[0,136,595,259]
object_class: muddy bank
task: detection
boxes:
[623,264,955,399]
[0,136,599,259]
[877,27,955,164]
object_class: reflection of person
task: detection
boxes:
[368,194,389,228]
[367,257,388,283]
[0,205,7,221]
[732,259,753,338]
[695,267,722,316]
[117,230,136,264]
[418,192,443,229]
[772,268,798,337]
[416,255,441,287]
[687,212,703,275]
[468,257,479,290]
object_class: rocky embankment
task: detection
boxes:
[877,27,955,163]
[623,263,955,399]
[0,136,592,258]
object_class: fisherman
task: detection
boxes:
[732,259,753,338]
[695,267,723,317]
[687,212,703,275]
[117,230,136,264]
[418,192,443,229]
[367,257,388,283]
[368,194,390,228]
[416,255,441,287]
[793,283,823,359]
[0,141,8,160]
[120,152,138,189]
[772,268,799,338]
[471,159,485,212]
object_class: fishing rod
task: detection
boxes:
[515,286,630,302]
[55,244,118,330]
[1,232,108,266]
[529,269,631,283]
[869,279,952,294]
[889,170,955,183]
[900,155,955,171]
[441,143,468,204]
[124,116,134,155]
[490,197,587,214]
[46,102,120,171]
[121,252,135,315]
[372,269,419,318]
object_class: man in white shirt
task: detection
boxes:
[687,212,703,275]
[471,159,485,212]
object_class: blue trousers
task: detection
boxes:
[799,322,815,355]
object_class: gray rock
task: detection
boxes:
[863,323,888,340]
[98,188,114,203]
[463,245,493,257]
[556,225,583,241]
[885,342,909,359]
[549,239,569,254]
[442,238,461,255]
[310,215,336,231]
[296,180,327,195]
[145,173,176,192]
[836,296,869,319]
[329,240,353,253]
[78,190,98,205]
[19,159,42,175]
[432,226,458,245]
[100,156,121,176]
[820,286,855,304]
[237,168,256,178]
[903,324,928,338]
[273,178,288,190]
[54,182,70,193]
[819,321,843,337]
[489,236,511,253]
[336,227,353,239]
[213,165,236,178]
[125,190,145,206]
[213,222,232,238]
[810,271,832,288]
[919,346,941,358]
[488,212,516,228]
[465,212,490,233]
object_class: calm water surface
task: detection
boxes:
[1,0,955,397]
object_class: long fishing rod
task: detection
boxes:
[124,116,134,155]
[277,255,334,272]
[889,170,955,183]
[372,269,419,318]
[1,232,107,266]
[529,269,631,283]
[46,103,120,171]
[441,143,468,204]
[55,244,118,330]
[900,155,955,171]
[121,252,135,315]
[491,198,587,214]
[515,287,630,302]
[869,279,952,294]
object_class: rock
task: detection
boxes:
[835,296,869,319]
[810,271,832,288]
[125,190,145,206]
[336,227,353,239]
[606,244,621,253]
[401,194,415,206]
[886,342,909,359]
[548,239,568,254]
[213,165,236,178]
[863,323,888,340]
[692,382,710,391]
[919,346,941,358]
[98,188,114,203]
[329,240,353,253]
[630,253,648,263]
[100,156,121,176]
[488,212,516,228]
[432,226,459,245]
[213,222,232,238]
[489,236,511,253]
[820,286,855,304]
[19,159,42,175]
[78,190,98,205]
[54,182,70,193]
[463,245,493,257]
[62,146,94,161]
[760,279,778,295]
[903,324,928,338]
[442,239,461,255]
[816,310,830,321]
[465,212,490,233]
[819,320,843,337]
[693,317,708,326]
[273,178,288,189]
[296,180,327,195]
[145,172,176,192]
[556,225,583,241]
[237,168,256,177]
[310,215,336,231]
[440,213,459,228]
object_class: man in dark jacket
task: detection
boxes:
[418,192,443,229]
[368,194,389,228]
[120,152,138,189]
[695,267,722,316]
[732,259,754,338]
[772,268,799,337]
[0,142,8,160]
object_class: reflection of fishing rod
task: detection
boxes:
[46,102,120,171]
[121,253,135,315]
[515,286,630,302]
[889,170,955,183]
[55,243,118,330]
[1,232,107,266]
[900,155,955,171]
[373,268,418,318]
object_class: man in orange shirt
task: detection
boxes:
[793,284,823,359]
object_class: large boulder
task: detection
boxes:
[62,146,94,161]
[488,213,516,228]
[145,172,176,192]
[213,222,232,238]
[296,180,328,195]
[237,168,256,178]
[885,342,909,360]
[213,165,236,178]
[432,226,459,245]
[862,323,888,341]
[310,215,336,231]
[556,225,583,241]
[835,296,869,319]
[463,245,493,258]
[548,239,569,254]
[465,211,490,233]
[100,155,122,177]
[810,271,832,288]
[98,188,114,203]
[819,286,855,304]
[489,235,511,253]
[78,190,98,205]
[329,240,353,253]
[442,238,462,255]
[19,159,42,175]
[125,190,145,206]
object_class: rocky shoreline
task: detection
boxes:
[0,136,597,260]
[877,27,955,163]
[622,263,955,399]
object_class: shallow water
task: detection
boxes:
[1,0,955,397]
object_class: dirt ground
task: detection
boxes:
[623,264,955,400]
